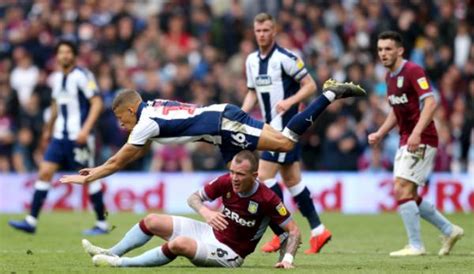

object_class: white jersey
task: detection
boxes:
[246,44,308,130]
[127,100,227,146]
[50,67,99,140]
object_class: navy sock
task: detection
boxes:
[30,190,48,219]
[89,191,106,221]
[293,187,321,229]
[286,96,330,136]
[270,184,284,200]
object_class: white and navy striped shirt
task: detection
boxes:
[50,66,99,140]
[246,44,308,131]
[128,100,227,146]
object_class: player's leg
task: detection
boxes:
[413,146,463,255]
[8,157,59,233]
[83,213,172,258]
[256,124,295,152]
[389,145,428,256]
[417,196,464,255]
[96,237,188,267]
[280,162,332,254]
[282,80,366,143]
[389,177,426,256]
[73,137,109,235]
[257,159,287,252]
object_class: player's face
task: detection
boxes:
[56,45,75,69]
[114,105,137,132]
[254,20,276,49]
[229,159,257,194]
[377,39,403,70]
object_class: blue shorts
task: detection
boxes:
[261,143,301,164]
[44,138,94,170]
[219,104,264,163]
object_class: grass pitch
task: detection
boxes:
[0,212,472,273]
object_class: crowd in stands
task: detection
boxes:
[0,0,472,173]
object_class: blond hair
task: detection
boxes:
[254,12,275,24]
[112,89,142,111]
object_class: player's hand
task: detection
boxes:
[76,130,88,145]
[407,132,421,152]
[274,261,294,269]
[368,132,382,146]
[276,100,292,114]
[202,209,228,231]
[79,168,93,176]
[59,174,88,185]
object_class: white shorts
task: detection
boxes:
[171,216,243,268]
[393,144,437,186]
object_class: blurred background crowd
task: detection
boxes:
[0,0,472,174]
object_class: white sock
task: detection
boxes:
[109,224,152,256]
[121,246,173,267]
[311,224,325,237]
[96,221,108,230]
[25,215,37,226]
[288,182,305,197]
[264,178,278,188]
[323,91,336,102]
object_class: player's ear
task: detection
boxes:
[253,171,258,179]
[397,46,404,57]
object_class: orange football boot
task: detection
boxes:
[260,235,280,253]
[304,228,332,254]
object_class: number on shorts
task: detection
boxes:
[216,248,228,258]
[409,155,420,169]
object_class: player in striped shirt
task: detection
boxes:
[242,12,331,254]
[9,40,109,235]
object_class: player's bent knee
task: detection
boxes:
[168,236,196,256]
[393,178,416,200]
[144,213,161,230]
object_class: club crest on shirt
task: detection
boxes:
[226,192,232,199]
[397,76,404,88]
[248,201,258,214]
[276,202,287,216]
[417,77,429,90]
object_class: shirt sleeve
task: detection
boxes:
[77,69,99,99]
[266,191,292,228]
[408,65,433,100]
[245,56,256,90]
[127,115,160,146]
[200,174,229,201]
[281,50,308,82]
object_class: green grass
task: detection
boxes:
[0,212,472,273]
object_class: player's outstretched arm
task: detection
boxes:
[187,191,228,231]
[60,143,145,184]
[275,220,300,269]
[368,109,397,146]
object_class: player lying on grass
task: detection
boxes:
[82,151,301,269]
[60,79,366,185]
